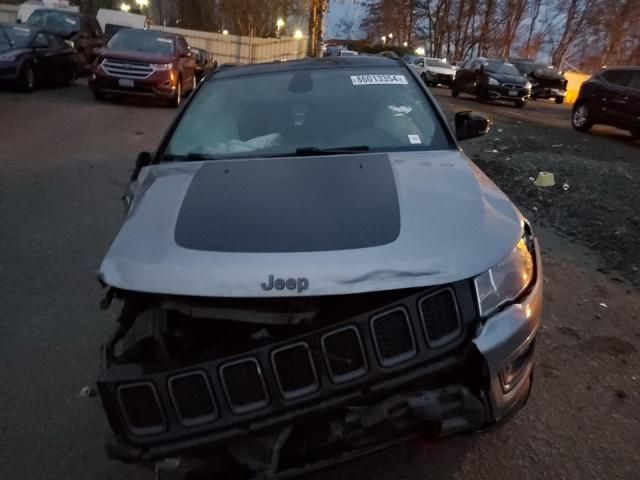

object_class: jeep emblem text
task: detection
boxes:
[261,275,309,293]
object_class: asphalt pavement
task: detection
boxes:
[1,81,638,480]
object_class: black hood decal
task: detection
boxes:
[175,154,401,253]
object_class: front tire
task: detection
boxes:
[18,63,35,92]
[555,96,565,105]
[572,102,593,132]
[167,77,182,108]
[515,99,526,108]
[630,129,640,141]
[451,83,460,97]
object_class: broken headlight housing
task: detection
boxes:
[474,229,535,318]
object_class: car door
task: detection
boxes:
[411,57,425,75]
[600,69,634,127]
[458,60,478,93]
[46,33,73,83]
[30,31,56,84]
[625,71,640,130]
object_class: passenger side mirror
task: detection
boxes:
[455,111,490,141]
[132,151,152,181]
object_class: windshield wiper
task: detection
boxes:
[184,152,220,161]
[279,145,371,157]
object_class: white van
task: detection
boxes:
[17,0,77,23]
[96,8,147,38]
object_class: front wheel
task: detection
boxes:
[167,78,182,108]
[451,84,460,97]
[630,129,640,141]
[572,102,593,132]
[18,63,35,92]
[555,96,565,105]
[515,99,526,108]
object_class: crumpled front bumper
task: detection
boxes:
[474,238,542,421]
[100,246,542,476]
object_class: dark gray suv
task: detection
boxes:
[572,67,640,139]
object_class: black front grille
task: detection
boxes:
[221,359,269,413]
[419,289,461,346]
[322,327,367,382]
[118,382,165,435]
[371,308,416,366]
[272,343,318,399]
[168,372,217,426]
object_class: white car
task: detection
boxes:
[411,57,457,87]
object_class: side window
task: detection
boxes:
[602,70,632,87]
[413,58,424,67]
[178,36,189,54]
[28,10,45,26]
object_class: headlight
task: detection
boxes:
[487,76,500,86]
[474,232,535,317]
[0,52,17,62]
[150,63,174,71]
[524,81,532,89]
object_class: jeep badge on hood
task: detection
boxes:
[261,275,309,293]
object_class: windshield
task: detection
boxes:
[425,59,451,68]
[163,66,452,160]
[485,61,520,76]
[0,25,34,48]
[107,30,174,55]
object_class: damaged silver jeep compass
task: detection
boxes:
[97,55,542,479]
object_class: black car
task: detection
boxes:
[26,8,104,72]
[0,23,77,91]
[510,58,567,104]
[452,57,531,107]
[191,46,217,82]
[572,66,640,139]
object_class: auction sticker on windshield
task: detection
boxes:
[351,74,408,85]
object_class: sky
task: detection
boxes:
[325,0,365,39]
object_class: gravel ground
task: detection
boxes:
[433,88,640,286]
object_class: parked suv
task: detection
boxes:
[572,66,640,139]
[452,58,531,107]
[510,58,567,104]
[96,56,541,479]
[26,8,104,72]
[410,57,456,87]
[89,28,197,107]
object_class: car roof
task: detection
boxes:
[116,28,177,39]
[602,66,640,72]
[211,56,403,80]
[32,8,78,16]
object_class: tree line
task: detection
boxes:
[360,0,640,71]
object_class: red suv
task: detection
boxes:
[89,28,196,107]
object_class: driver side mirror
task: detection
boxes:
[455,111,490,140]
[131,151,152,181]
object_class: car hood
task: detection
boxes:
[425,65,456,75]
[487,72,527,85]
[99,48,175,64]
[99,151,524,297]
[0,46,28,56]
